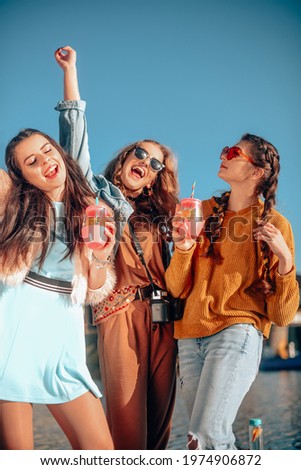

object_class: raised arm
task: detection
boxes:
[54,46,94,186]
[54,45,133,248]
[54,46,80,100]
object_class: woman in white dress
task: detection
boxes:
[0,129,116,450]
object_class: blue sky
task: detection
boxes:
[1,0,300,272]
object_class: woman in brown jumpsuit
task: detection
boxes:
[93,141,180,450]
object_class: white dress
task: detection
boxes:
[0,203,101,404]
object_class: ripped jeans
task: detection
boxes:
[178,324,263,450]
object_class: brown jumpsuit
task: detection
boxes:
[96,222,177,450]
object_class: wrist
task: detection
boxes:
[91,252,112,269]
[63,64,77,73]
[277,257,293,276]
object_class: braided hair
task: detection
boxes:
[204,191,230,263]
[204,133,280,296]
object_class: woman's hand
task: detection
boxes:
[54,45,80,101]
[54,45,77,71]
[253,221,293,274]
[171,214,197,251]
[92,219,116,263]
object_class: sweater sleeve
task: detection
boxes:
[265,218,300,326]
[165,243,196,298]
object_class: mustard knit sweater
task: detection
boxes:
[165,197,300,339]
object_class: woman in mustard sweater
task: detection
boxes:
[165,134,300,450]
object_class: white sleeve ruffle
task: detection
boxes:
[86,264,117,306]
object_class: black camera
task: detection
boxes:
[150,290,173,323]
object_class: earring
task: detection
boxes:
[143,185,153,196]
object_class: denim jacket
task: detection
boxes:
[55,100,133,245]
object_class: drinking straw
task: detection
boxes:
[190,180,196,198]
[95,196,100,219]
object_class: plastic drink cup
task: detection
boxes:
[81,205,108,249]
[176,197,203,239]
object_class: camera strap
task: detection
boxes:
[161,239,171,270]
[128,221,160,295]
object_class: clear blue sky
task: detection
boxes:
[1,0,300,272]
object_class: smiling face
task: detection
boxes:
[120,141,164,197]
[13,133,67,201]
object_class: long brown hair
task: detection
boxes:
[204,133,280,296]
[104,139,179,237]
[1,129,96,272]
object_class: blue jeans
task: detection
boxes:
[178,324,263,450]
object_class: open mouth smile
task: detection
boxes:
[44,164,59,179]
[131,165,146,179]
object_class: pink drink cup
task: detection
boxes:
[176,197,203,239]
[81,205,108,249]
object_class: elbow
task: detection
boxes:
[274,318,292,328]
[165,271,190,299]
[272,303,300,328]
